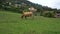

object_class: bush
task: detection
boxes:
[43,12,54,18]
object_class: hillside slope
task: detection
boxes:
[0,11,60,34]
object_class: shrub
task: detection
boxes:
[43,12,54,18]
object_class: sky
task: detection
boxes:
[28,0,60,9]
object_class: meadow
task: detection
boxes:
[0,10,60,34]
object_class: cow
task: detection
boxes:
[21,11,33,19]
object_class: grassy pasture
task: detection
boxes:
[0,11,60,34]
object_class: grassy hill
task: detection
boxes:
[0,10,60,34]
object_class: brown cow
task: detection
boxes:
[21,7,37,19]
[21,11,33,19]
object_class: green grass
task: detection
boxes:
[0,10,60,34]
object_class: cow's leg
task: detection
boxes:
[21,15,24,18]
[29,14,34,19]
[25,16,27,19]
